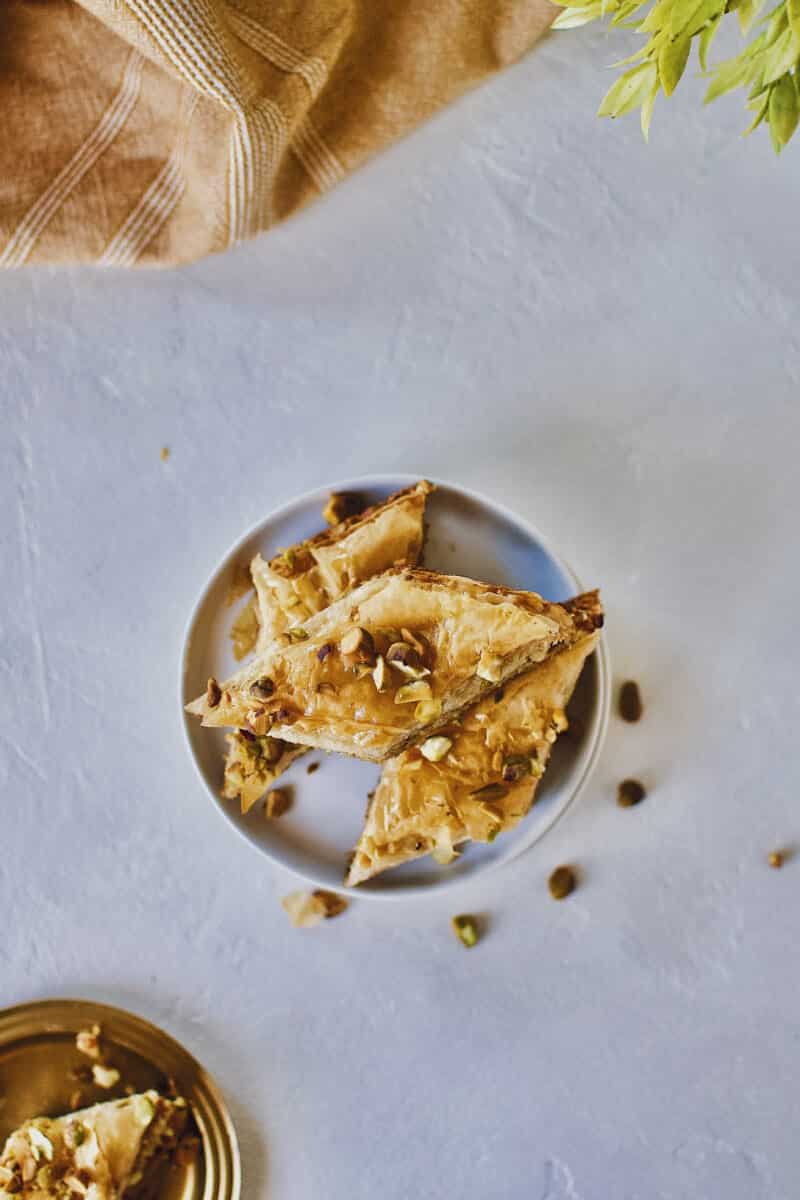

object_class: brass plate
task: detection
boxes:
[0,999,241,1200]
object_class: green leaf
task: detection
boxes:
[743,89,771,132]
[598,62,657,116]
[737,0,767,31]
[640,0,676,33]
[610,0,650,24]
[698,12,723,69]
[765,6,788,46]
[768,71,800,145]
[705,55,751,101]
[683,0,725,37]
[789,0,800,39]
[640,76,661,137]
[659,33,692,93]
[551,3,603,27]
[762,27,800,82]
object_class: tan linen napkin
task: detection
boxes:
[0,1,554,268]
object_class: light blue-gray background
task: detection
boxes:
[1,24,798,1200]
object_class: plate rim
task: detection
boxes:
[0,997,242,1200]
[179,473,610,902]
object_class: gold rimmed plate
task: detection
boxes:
[0,999,241,1200]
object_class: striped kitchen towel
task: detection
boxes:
[0,0,554,267]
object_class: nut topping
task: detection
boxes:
[265,788,291,818]
[249,676,275,701]
[372,655,390,692]
[501,755,532,783]
[420,736,452,762]
[340,627,375,661]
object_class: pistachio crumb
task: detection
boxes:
[160,446,170,462]
[619,680,643,722]
[548,865,576,900]
[451,914,479,948]
[265,788,291,819]
[92,1064,120,1090]
[617,778,646,808]
[768,851,784,869]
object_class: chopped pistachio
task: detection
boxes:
[27,1128,54,1163]
[92,1064,120,1089]
[501,754,532,783]
[394,679,432,705]
[617,778,646,808]
[548,865,576,900]
[265,788,291,819]
[768,851,785,869]
[372,655,390,692]
[451,914,479,948]
[420,735,452,762]
[287,627,309,642]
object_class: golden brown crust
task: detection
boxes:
[345,620,600,885]
[250,480,433,649]
[187,573,601,763]
[268,481,434,573]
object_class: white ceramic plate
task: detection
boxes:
[180,475,610,900]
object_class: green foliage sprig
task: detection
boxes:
[551,0,800,151]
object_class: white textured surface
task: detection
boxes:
[1,26,799,1200]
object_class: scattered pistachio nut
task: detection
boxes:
[249,676,275,701]
[619,680,643,722]
[451,914,479,948]
[206,678,222,708]
[28,1128,54,1163]
[287,627,309,642]
[92,1064,120,1090]
[247,710,270,736]
[768,851,785,869]
[548,865,576,900]
[394,679,432,705]
[400,627,427,657]
[282,889,348,928]
[322,491,363,526]
[261,736,285,765]
[265,788,291,819]
[160,446,170,462]
[340,626,375,660]
[420,735,452,762]
[502,755,532,783]
[617,778,646,808]
[76,1025,102,1060]
[372,655,390,692]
